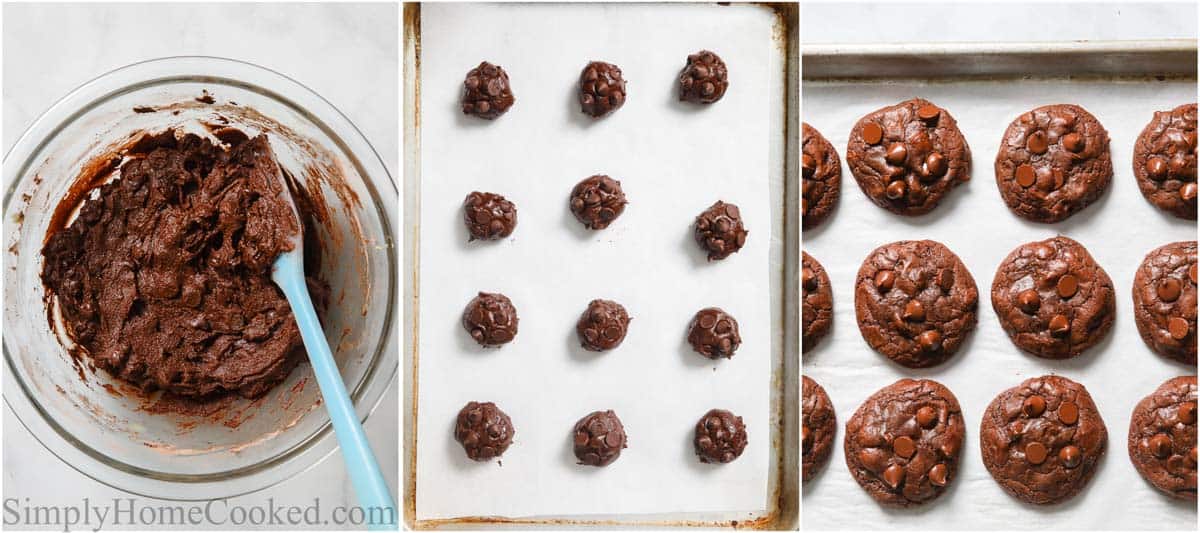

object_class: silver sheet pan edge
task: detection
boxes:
[803,38,1197,79]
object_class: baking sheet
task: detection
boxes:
[415,2,780,521]
[802,78,1198,530]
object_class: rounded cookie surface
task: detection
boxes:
[803,123,841,230]
[678,50,728,104]
[687,307,741,359]
[578,61,626,118]
[454,401,515,461]
[995,104,1112,223]
[462,191,517,241]
[573,410,627,467]
[693,409,748,463]
[980,375,1107,505]
[846,98,971,216]
[1128,376,1198,500]
[575,299,631,352]
[854,240,978,368]
[991,236,1115,359]
[803,376,836,482]
[844,379,965,506]
[1133,241,1198,364]
[802,252,833,353]
[462,292,519,346]
[461,61,515,120]
[570,175,627,230]
[1133,103,1197,219]
[693,201,748,260]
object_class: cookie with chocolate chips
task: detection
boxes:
[694,201,748,260]
[844,379,965,507]
[693,409,748,463]
[1133,241,1197,365]
[462,191,516,241]
[573,410,627,467]
[575,299,630,352]
[803,376,836,482]
[980,375,1107,505]
[454,401,515,461]
[803,252,833,353]
[460,62,514,120]
[995,104,1112,223]
[803,123,841,230]
[991,236,1115,359]
[854,240,978,368]
[846,98,971,216]
[678,50,728,104]
[578,61,626,118]
[570,175,627,230]
[687,307,741,359]
[1133,103,1197,219]
[1128,376,1198,500]
[461,292,519,347]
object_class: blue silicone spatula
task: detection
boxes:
[270,165,396,530]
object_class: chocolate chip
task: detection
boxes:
[928,463,948,486]
[882,464,905,489]
[1017,289,1041,314]
[1057,274,1079,299]
[1059,445,1082,468]
[917,406,937,428]
[885,180,907,200]
[1180,402,1197,424]
[1181,182,1198,202]
[1027,131,1049,154]
[917,330,942,352]
[1049,314,1070,336]
[1025,442,1048,464]
[1168,317,1191,340]
[1022,395,1046,418]
[917,104,941,122]
[1157,278,1182,302]
[924,152,947,178]
[886,143,908,165]
[902,300,925,322]
[875,270,896,292]
[893,436,916,458]
[1147,157,1169,180]
[1016,164,1036,187]
[862,123,883,145]
[1059,401,1079,425]
[1149,433,1173,459]
[1062,132,1085,153]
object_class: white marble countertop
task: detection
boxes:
[2,3,397,530]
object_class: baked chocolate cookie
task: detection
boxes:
[802,252,833,353]
[854,240,978,368]
[844,379,964,507]
[846,98,971,216]
[462,292,519,347]
[1133,103,1197,219]
[693,409,748,463]
[576,299,630,352]
[980,375,1107,505]
[991,236,1115,359]
[454,401,515,461]
[803,376,836,482]
[1133,241,1198,365]
[573,410,627,466]
[803,123,841,230]
[995,104,1112,223]
[1128,376,1198,500]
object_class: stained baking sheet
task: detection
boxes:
[802,70,1197,529]
[411,2,786,524]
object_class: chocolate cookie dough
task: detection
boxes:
[802,252,833,353]
[569,175,626,230]
[694,409,748,463]
[995,104,1112,223]
[803,376,836,482]
[694,201,748,260]
[687,307,741,359]
[803,123,841,230]
[576,299,630,351]
[454,401,515,461]
[461,61,514,120]
[845,98,971,216]
[844,379,965,507]
[579,61,626,118]
[1133,241,1198,365]
[573,410,627,466]
[40,131,320,400]
[991,236,1115,359]
[1133,103,1197,219]
[462,292,519,346]
[463,191,517,241]
[980,375,1107,505]
[678,50,728,104]
[1128,376,1198,500]
[854,240,978,368]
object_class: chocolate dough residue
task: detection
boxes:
[41,130,325,400]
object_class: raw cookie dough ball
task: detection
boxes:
[461,61,514,120]
[687,307,741,359]
[694,200,748,260]
[462,292,519,346]
[570,175,627,230]
[678,50,728,104]
[575,299,631,351]
[573,410,627,466]
[579,61,627,118]
[694,409,748,463]
[455,401,515,461]
[462,191,516,241]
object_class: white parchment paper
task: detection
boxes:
[416,3,779,520]
[803,79,1197,530]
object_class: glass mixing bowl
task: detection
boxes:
[2,57,397,500]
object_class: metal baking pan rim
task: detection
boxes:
[803,38,1198,80]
